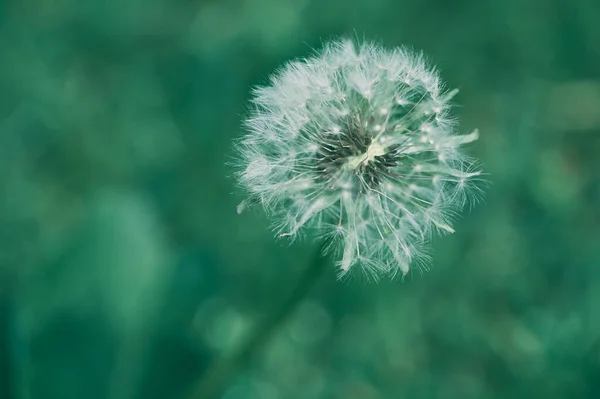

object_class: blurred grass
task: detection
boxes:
[1,0,600,398]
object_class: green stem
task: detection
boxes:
[186,246,329,399]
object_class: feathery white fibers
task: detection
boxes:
[236,39,483,279]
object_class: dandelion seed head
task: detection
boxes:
[236,39,483,278]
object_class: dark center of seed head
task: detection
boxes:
[315,118,401,190]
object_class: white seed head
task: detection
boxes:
[236,39,483,279]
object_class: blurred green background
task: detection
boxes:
[1,0,600,398]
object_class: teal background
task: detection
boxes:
[1,0,600,398]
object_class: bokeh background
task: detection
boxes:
[1,0,600,398]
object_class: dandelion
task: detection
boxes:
[236,39,483,279]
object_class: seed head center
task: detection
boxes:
[346,141,386,170]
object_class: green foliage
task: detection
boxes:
[1,0,599,398]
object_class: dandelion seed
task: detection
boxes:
[236,39,483,278]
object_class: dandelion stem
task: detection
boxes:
[186,245,329,399]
